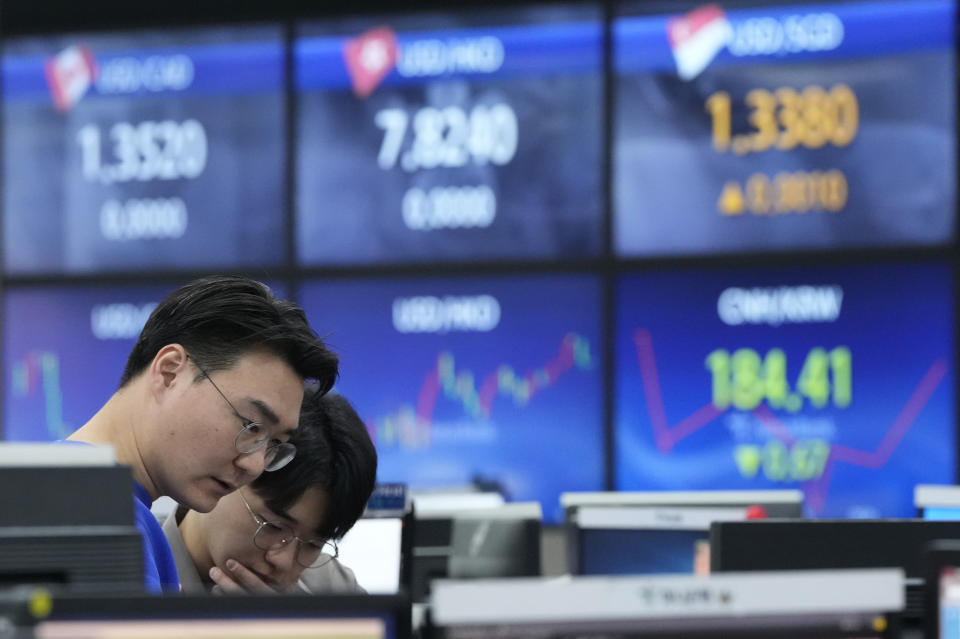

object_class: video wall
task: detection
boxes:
[1,0,955,522]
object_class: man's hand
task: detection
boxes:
[209,559,278,594]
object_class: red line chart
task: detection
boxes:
[632,328,949,511]
[11,350,73,440]
[367,333,592,449]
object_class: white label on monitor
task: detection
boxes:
[916,484,960,509]
[576,506,747,530]
[413,492,505,515]
[560,490,804,508]
[0,443,115,466]
[431,569,905,625]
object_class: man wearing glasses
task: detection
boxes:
[67,276,339,592]
[161,389,377,593]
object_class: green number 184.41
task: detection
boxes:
[705,347,852,411]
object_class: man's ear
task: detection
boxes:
[149,344,190,400]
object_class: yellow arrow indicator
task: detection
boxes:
[734,445,761,478]
[718,181,746,216]
[28,588,53,619]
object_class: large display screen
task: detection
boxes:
[295,6,603,265]
[2,26,286,275]
[615,262,955,517]
[3,281,285,441]
[4,285,174,440]
[301,275,604,522]
[614,0,956,256]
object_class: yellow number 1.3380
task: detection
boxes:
[706,84,859,155]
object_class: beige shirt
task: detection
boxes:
[159,506,365,594]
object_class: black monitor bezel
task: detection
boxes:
[24,592,412,639]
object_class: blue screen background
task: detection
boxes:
[580,528,706,575]
[300,275,605,523]
[615,262,955,518]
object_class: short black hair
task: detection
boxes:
[119,275,338,392]
[251,388,377,540]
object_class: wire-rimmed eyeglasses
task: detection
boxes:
[238,489,339,569]
[188,354,296,472]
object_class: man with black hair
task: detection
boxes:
[67,276,339,592]
[161,389,378,593]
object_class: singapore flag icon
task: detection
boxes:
[45,45,98,112]
[667,4,733,80]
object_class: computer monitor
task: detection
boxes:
[563,490,803,575]
[429,569,903,639]
[299,483,412,596]
[447,506,541,580]
[916,485,960,520]
[925,540,960,639]
[411,502,541,602]
[11,592,411,639]
[0,444,142,593]
[336,519,405,595]
[710,519,960,622]
[571,505,743,576]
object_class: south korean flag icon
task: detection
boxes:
[667,4,733,81]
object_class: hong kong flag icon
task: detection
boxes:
[667,4,733,80]
[343,26,399,99]
[45,45,98,112]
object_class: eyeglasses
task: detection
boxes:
[238,489,339,569]
[189,355,296,473]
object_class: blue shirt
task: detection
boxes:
[55,439,181,592]
[133,481,181,593]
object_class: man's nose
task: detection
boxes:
[265,539,299,572]
[234,447,267,479]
